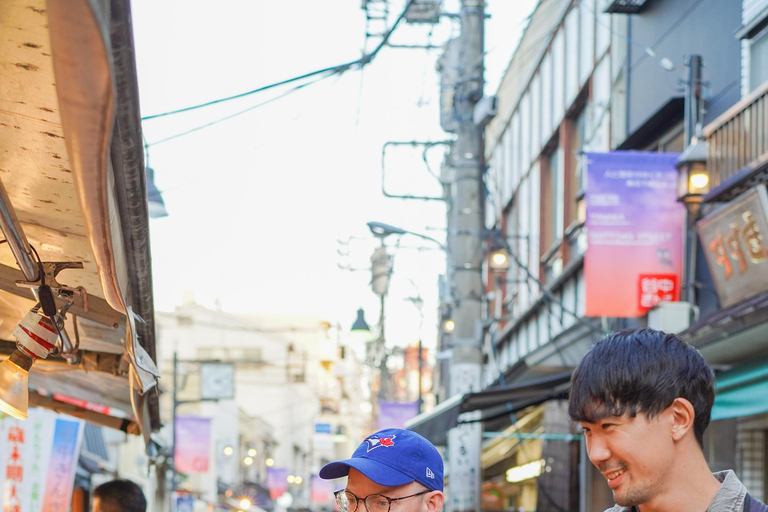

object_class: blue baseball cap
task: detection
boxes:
[319,428,443,491]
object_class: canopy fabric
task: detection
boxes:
[405,371,573,446]
[711,357,768,421]
[0,0,159,441]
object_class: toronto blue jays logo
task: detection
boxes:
[364,434,396,452]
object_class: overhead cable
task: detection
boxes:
[141,0,416,122]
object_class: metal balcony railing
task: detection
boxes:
[704,80,768,191]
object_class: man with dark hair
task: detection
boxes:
[93,479,147,512]
[569,328,767,512]
[319,428,444,512]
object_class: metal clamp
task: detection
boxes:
[16,261,84,299]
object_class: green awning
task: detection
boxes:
[711,357,768,421]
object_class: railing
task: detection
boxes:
[704,80,768,189]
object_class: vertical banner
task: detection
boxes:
[22,410,56,512]
[0,409,60,512]
[310,475,333,506]
[377,401,419,430]
[585,151,685,317]
[267,467,289,500]
[174,417,211,474]
[41,417,84,512]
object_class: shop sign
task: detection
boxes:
[697,185,768,308]
[0,409,80,512]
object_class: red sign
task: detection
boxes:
[638,274,678,311]
[52,394,111,415]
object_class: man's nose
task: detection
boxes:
[586,436,611,464]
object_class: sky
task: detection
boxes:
[131,0,538,352]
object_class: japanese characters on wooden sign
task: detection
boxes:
[697,185,768,308]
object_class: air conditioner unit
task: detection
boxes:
[647,301,699,334]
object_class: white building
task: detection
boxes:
[155,300,371,511]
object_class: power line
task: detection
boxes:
[145,72,331,147]
[141,0,417,123]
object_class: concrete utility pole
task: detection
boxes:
[444,2,485,512]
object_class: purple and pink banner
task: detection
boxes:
[377,401,419,430]
[174,416,211,474]
[267,467,289,499]
[585,151,685,317]
[311,475,334,505]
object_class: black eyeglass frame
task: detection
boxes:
[334,489,432,512]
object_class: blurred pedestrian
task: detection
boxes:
[92,479,147,512]
[569,328,768,512]
[319,428,444,512]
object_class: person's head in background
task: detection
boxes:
[319,428,444,512]
[93,479,147,512]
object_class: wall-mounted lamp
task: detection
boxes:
[265,457,275,467]
[243,456,254,466]
[676,139,709,205]
[442,318,455,334]
[247,447,257,457]
[489,244,510,271]
[0,308,62,419]
[223,446,234,456]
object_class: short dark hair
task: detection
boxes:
[568,328,715,446]
[93,479,147,512]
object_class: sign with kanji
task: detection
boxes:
[0,408,60,512]
[585,151,685,317]
[638,274,678,311]
[697,184,768,307]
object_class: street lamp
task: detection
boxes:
[351,308,370,333]
[676,138,709,205]
[367,221,446,250]
[676,138,709,306]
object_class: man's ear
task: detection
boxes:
[669,397,695,442]
[425,491,444,512]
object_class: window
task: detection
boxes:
[542,145,564,282]
[750,25,768,92]
[566,106,588,259]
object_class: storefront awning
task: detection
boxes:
[405,371,573,446]
[0,0,160,443]
[711,357,768,421]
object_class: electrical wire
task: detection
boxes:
[145,71,332,147]
[141,0,417,123]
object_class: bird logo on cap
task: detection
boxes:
[364,434,396,452]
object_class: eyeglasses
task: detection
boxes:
[334,489,431,512]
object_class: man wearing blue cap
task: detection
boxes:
[320,428,444,512]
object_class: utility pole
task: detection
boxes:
[444,2,485,512]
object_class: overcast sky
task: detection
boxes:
[132,0,537,351]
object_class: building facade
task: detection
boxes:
[417,0,757,511]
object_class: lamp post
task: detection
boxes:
[365,222,444,414]
[171,354,235,499]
